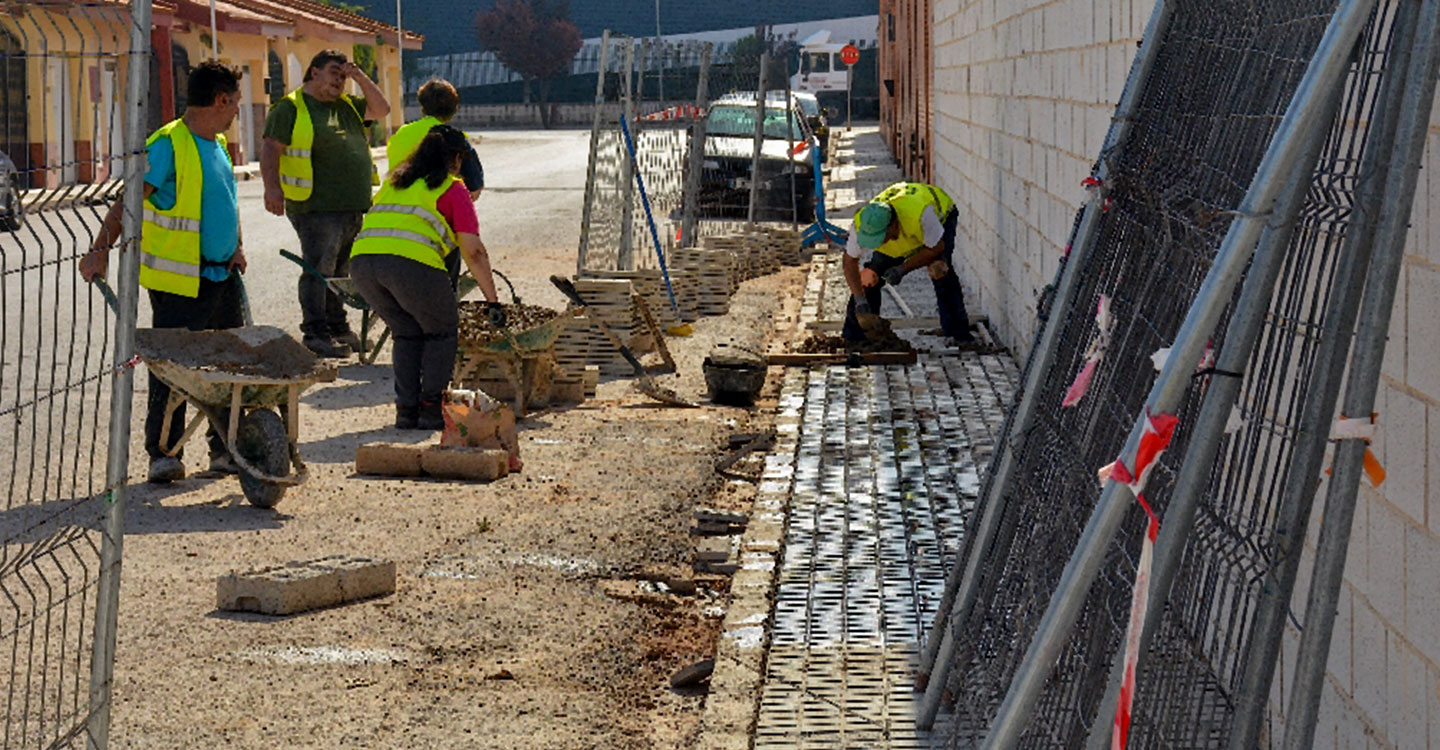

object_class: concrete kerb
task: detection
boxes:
[695,130,879,750]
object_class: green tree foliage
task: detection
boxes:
[474,0,582,127]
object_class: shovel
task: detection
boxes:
[550,275,698,409]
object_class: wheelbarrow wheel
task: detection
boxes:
[235,409,290,509]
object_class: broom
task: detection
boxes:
[618,113,693,337]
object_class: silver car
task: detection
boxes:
[0,150,22,232]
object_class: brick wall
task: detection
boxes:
[930,0,1440,746]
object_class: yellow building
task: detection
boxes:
[0,0,420,189]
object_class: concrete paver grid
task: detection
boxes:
[754,351,1018,748]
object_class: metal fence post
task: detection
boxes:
[1280,2,1440,746]
[87,1,151,745]
[1083,10,1386,739]
[619,40,637,270]
[914,0,1175,722]
[679,44,711,249]
[577,30,612,275]
[747,51,768,226]
[980,0,1381,743]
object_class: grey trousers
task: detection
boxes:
[289,210,364,339]
[349,254,459,409]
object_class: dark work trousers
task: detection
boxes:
[289,210,365,340]
[842,209,973,342]
[145,275,246,460]
[350,254,460,409]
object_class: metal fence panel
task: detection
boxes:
[0,2,143,746]
[577,33,814,280]
[933,0,1411,745]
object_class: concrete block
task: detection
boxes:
[217,555,395,615]
[695,536,734,563]
[1366,497,1409,627]
[1406,263,1440,397]
[1351,600,1388,723]
[695,507,749,525]
[1404,527,1440,667]
[420,446,508,481]
[1386,635,1428,749]
[1381,386,1427,525]
[355,443,424,477]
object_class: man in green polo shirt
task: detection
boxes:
[261,49,390,358]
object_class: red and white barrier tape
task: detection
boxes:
[1097,410,1179,749]
[1063,294,1113,408]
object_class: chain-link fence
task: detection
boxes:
[916,0,1431,745]
[0,2,145,746]
[577,32,818,279]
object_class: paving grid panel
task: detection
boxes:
[755,352,1018,749]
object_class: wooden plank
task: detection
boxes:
[767,351,918,366]
[803,314,989,332]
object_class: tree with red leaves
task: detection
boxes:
[475,0,582,128]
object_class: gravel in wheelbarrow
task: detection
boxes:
[458,302,562,348]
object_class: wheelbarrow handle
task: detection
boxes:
[93,277,121,315]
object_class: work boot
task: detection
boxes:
[334,330,365,354]
[303,335,351,359]
[417,400,445,431]
[395,404,419,430]
[147,456,185,484]
[207,452,240,475]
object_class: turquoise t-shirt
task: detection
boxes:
[144,131,238,282]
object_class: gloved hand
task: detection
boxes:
[881,265,907,287]
[853,295,873,317]
[485,302,508,329]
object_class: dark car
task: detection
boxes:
[695,93,817,222]
[0,151,22,232]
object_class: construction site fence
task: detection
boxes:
[578,32,817,281]
[0,1,151,747]
[919,0,1439,746]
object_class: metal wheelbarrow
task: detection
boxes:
[135,326,337,508]
[453,303,585,417]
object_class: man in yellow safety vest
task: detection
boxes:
[260,49,390,359]
[842,181,977,346]
[79,61,249,484]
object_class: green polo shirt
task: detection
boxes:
[263,92,373,214]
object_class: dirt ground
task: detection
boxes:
[107,262,806,749]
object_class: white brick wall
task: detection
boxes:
[932,0,1440,745]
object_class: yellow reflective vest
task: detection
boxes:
[277,88,369,201]
[385,115,442,176]
[140,118,227,298]
[858,182,957,259]
[351,175,460,271]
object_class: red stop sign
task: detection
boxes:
[841,44,860,66]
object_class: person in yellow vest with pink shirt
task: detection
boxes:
[260,49,390,359]
[351,125,504,430]
[78,61,249,484]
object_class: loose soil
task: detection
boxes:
[136,325,325,379]
[796,330,915,354]
[109,266,807,749]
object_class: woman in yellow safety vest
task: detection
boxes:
[350,125,505,430]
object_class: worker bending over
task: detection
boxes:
[842,182,976,346]
[350,125,504,430]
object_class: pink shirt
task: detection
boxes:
[436,181,479,236]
